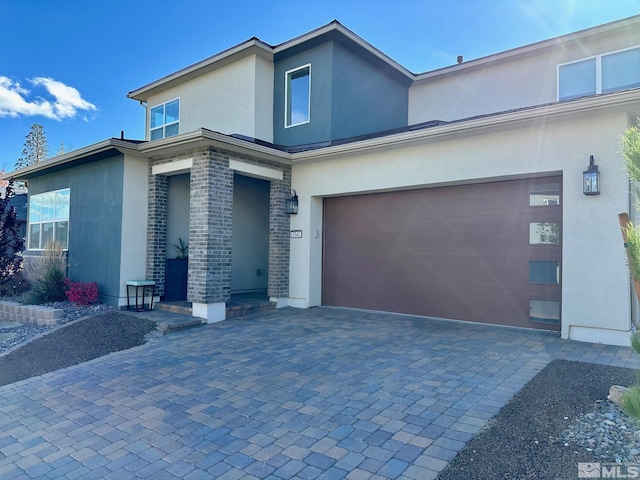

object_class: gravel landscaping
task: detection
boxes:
[0,303,157,387]
[437,359,639,480]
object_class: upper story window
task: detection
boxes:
[28,188,70,250]
[558,46,640,101]
[150,98,180,140]
[285,65,310,128]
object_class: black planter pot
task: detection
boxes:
[165,258,188,301]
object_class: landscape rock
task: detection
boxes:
[608,385,630,407]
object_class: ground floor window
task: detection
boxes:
[28,188,70,250]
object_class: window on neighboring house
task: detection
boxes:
[558,46,640,100]
[28,188,70,250]
[285,65,310,127]
[150,98,180,140]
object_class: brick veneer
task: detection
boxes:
[147,147,291,307]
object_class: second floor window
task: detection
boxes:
[285,65,310,127]
[558,46,640,101]
[150,98,180,140]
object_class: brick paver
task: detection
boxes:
[0,307,638,478]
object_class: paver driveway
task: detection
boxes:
[0,307,638,479]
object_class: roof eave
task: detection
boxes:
[127,39,274,102]
[1,139,142,181]
[413,14,640,84]
[291,90,640,163]
[137,129,292,164]
[273,21,415,81]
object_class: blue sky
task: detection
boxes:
[1,0,639,171]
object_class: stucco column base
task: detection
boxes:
[192,302,226,323]
[269,297,290,309]
[568,325,632,346]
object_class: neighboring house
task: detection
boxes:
[5,16,640,345]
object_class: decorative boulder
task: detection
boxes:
[608,385,630,407]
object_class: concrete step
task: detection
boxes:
[226,301,277,319]
[156,316,206,335]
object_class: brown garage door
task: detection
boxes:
[322,177,562,331]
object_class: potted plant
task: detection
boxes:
[165,237,188,301]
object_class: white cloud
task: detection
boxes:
[0,76,96,120]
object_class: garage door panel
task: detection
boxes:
[323,177,562,331]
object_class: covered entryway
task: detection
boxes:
[322,177,562,330]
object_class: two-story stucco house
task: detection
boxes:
[6,16,640,345]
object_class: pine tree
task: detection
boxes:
[15,124,49,169]
[0,179,25,294]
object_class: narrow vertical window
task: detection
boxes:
[285,65,310,127]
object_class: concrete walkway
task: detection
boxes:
[0,307,638,479]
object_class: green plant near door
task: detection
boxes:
[173,237,189,258]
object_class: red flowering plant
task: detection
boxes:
[64,278,99,305]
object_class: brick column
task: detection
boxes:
[268,166,292,299]
[146,172,168,296]
[188,148,233,309]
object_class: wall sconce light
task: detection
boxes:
[583,155,600,195]
[286,189,299,214]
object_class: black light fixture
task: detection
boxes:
[583,155,600,195]
[286,189,299,214]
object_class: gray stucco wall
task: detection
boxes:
[273,39,409,147]
[331,42,408,140]
[25,154,125,305]
[274,42,333,146]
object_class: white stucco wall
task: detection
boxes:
[118,155,149,304]
[409,25,640,124]
[146,54,274,143]
[290,110,633,345]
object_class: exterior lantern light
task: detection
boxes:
[583,155,600,195]
[286,189,299,214]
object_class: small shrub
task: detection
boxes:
[631,331,640,356]
[622,385,640,420]
[25,264,66,304]
[24,241,67,305]
[65,279,99,305]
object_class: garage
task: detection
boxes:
[322,177,562,330]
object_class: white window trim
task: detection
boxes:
[557,45,640,100]
[27,188,70,251]
[149,97,180,140]
[284,64,311,128]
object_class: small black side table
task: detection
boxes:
[126,280,156,312]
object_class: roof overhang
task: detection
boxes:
[127,20,416,103]
[2,139,143,181]
[413,14,640,85]
[273,21,414,82]
[291,89,640,163]
[1,130,291,182]
[127,40,274,102]
[5,90,639,182]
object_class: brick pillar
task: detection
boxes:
[147,172,168,296]
[188,148,233,306]
[268,166,292,299]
